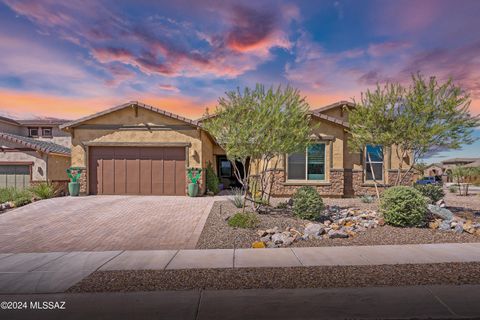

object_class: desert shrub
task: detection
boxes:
[292,186,324,221]
[380,186,427,227]
[29,183,57,200]
[448,185,458,193]
[12,189,33,207]
[231,188,244,208]
[0,187,16,203]
[413,184,445,203]
[228,212,259,228]
[205,161,220,194]
[360,195,375,203]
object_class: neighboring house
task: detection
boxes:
[441,157,480,182]
[424,163,444,177]
[0,116,71,189]
[61,101,412,197]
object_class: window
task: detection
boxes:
[28,127,39,137]
[365,145,383,181]
[219,159,232,177]
[41,127,52,137]
[287,143,326,181]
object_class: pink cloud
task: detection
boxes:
[158,84,180,93]
[367,41,411,57]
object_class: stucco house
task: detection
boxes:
[61,101,412,197]
[0,116,71,189]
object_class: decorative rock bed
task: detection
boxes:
[253,201,480,248]
[427,202,480,236]
[255,206,383,248]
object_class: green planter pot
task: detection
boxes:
[187,183,199,197]
[68,182,80,197]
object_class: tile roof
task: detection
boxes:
[16,119,70,126]
[310,110,350,128]
[60,101,200,129]
[441,157,480,164]
[0,115,20,126]
[0,132,70,155]
[311,100,355,113]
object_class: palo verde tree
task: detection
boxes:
[203,84,312,210]
[348,74,480,195]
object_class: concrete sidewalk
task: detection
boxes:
[2,285,480,319]
[0,242,479,294]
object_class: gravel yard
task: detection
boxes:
[68,262,480,292]
[196,199,479,249]
[444,192,480,222]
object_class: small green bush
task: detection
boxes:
[413,184,445,203]
[205,161,220,194]
[448,185,458,193]
[228,212,259,228]
[380,186,428,227]
[0,187,16,203]
[11,189,33,207]
[292,186,324,221]
[29,183,56,200]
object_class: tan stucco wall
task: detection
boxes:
[47,155,70,181]
[70,107,203,168]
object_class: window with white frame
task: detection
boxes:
[287,143,326,181]
[365,145,384,181]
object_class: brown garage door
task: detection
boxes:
[89,147,186,195]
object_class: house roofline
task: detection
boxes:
[60,101,200,130]
[311,100,355,113]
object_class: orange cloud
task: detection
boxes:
[0,89,214,120]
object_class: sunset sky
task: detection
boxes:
[0,0,479,162]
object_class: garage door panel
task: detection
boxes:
[175,160,186,195]
[151,159,164,195]
[114,158,126,194]
[126,159,140,194]
[102,158,115,194]
[89,146,185,195]
[140,159,152,194]
[163,160,175,195]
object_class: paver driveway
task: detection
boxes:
[0,196,215,253]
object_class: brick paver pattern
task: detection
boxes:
[0,196,214,253]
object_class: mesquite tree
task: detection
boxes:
[348,74,479,190]
[203,84,312,210]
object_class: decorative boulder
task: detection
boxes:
[328,229,349,239]
[303,223,325,239]
[427,204,453,221]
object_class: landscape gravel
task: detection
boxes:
[68,262,480,292]
[196,201,479,249]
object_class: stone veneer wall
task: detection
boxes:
[269,169,344,197]
[351,169,414,196]
[78,168,87,194]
